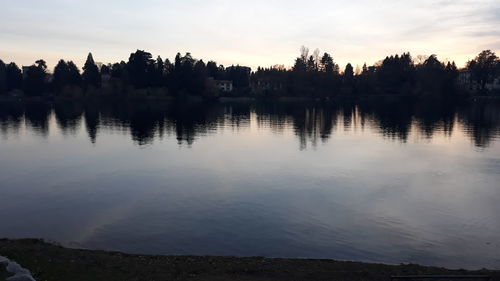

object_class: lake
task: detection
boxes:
[0,99,499,269]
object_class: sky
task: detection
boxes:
[1,0,499,71]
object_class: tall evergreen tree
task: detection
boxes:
[320,53,337,73]
[67,61,82,86]
[82,53,101,89]
[0,60,6,95]
[293,57,307,72]
[344,63,354,81]
[154,56,164,87]
[307,55,317,72]
[164,58,174,76]
[342,63,354,93]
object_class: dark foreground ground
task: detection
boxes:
[0,239,498,281]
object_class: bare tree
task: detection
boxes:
[414,55,428,65]
[355,65,361,75]
[300,46,309,63]
[312,48,320,69]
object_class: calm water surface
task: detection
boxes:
[0,100,499,269]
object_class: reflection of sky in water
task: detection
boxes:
[0,101,499,269]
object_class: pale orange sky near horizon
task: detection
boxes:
[1,0,499,71]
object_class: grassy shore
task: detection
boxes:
[0,239,498,281]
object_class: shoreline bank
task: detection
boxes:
[1,239,498,281]
[1,93,500,104]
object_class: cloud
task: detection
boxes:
[0,0,499,69]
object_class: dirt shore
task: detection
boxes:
[0,239,498,281]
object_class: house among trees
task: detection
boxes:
[1,48,498,99]
[458,70,476,90]
[255,79,284,91]
[458,50,500,92]
[212,78,233,92]
[458,69,500,91]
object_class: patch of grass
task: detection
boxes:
[0,239,498,281]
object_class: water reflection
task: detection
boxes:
[1,100,498,149]
[458,104,500,149]
[0,100,500,269]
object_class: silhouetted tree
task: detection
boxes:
[100,64,111,75]
[320,53,338,74]
[171,52,196,94]
[415,55,458,97]
[293,46,308,73]
[1,47,494,100]
[376,53,415,94]
[53,60,69,90]
[290,47,344,97]
[341,63,354,94]
[206,61,221,79]
[67,61,81,85]
[164,58,174,74]
[343,63,354,83]
[53,60,81,91]
[127,50,155,88]
[111,62,125,78]
[467,50,499,90]
[293,57,306,73]
[153,56,165,87]
[193,60,207,94]
[444,61,459,94]
[5,63,23,92]
[0,60,6,95]
[226,65,250,89]
[82,53,101,89]
[24,60,48,96]
[307,55,317,72]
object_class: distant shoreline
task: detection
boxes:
[1,94,499,104]
[0,239,498,281]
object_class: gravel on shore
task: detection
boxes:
[1,239,498,281]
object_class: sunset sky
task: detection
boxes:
[1,0,499,71]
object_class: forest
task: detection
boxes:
[0,48,498,100]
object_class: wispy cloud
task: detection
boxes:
[0,0,498,69]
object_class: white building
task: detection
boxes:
[214,79,233,92]
[256,79,283,91]
[458,69,500,91]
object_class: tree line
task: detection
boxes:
[255,48,499,98]
[0,51,251,99]
[0,48,498,99]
